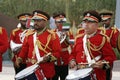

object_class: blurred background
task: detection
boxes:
[0,0,120,80]
[0,0,119,61]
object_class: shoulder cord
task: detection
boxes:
[109,30,114,39]
[0,27,2,34]
[87,36,106,62]
[87,37,105,51]
[33,32,52,62]
[36,34,52,54]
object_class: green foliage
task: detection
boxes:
[113,48,120,60]
[0,0,116,25]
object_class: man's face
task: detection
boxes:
[55,21,64,31]
[33,19,46,30]
[82,20,98,35]
[20,20,27,28]
[101,19,111,28]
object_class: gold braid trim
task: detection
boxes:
[111,27,117,33]
[0,27,2,34]
[36,40,48,54]
[75,33,84,41]
[76,28,84,34]
[98,27,106,34]
[100,33,110,42]
[25,29,35,37]
[86,35,108,61]
[44,34,52,50]
[47,29,56,40]
[87,36,106,51]
[36,34,52,54]
[12,28,20,36]
[109,28,114,39]
[87,41,97,62]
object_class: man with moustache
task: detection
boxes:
[9,13,32,74]
[16,10,61,80]
[100,12,120,80]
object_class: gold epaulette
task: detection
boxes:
[98,27,106,34]
[47,29,56,40]
[111,26,117,34]
[76,28,84,34]
[25,29,35,37]
[75,33,84,41]
[87,33,108,51]
[100,32,110,42]
[12,28,20,36]
[0,27,2,34]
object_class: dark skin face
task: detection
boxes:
[20,20,27,29]
[33,19,47,31]
[55,21,63,31]
[101,19,111,28]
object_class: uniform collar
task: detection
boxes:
[87,30,97,38]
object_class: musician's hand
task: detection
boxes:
[69,59,77,69]
[42,55,51,62]
[78,63,88,69]
[15,57,22,68]
[91,61,104,69]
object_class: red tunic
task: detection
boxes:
[99,26,120,48]
[0,27,8,72]
[19,29,61,78]
[54,29,74,66]
[69,30,116,80]
[9,28,26,62]
[57,38,70,66]
[104,27,120,48]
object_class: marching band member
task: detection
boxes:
[100,12,120,49]
[69,10,116,80]
[16,10,61,80]
[0,27,8,72]
[9,13,32,74]
[100,12,120,80]
[52,12,73,80]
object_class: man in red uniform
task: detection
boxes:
[100,12,120,49]
[16,10,61,80]
[52,12,72,80]
[0,27,8,72]
[100,12,120,80]
[9,13,32,74]
[69,10,116,80]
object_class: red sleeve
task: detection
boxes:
[51,33,61,58]
[19,37,29,60]
[69,40,78,62]
[0,28,8,54]
[9,30,15,49]
[101,39,117,66]
[111,29,120,48]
